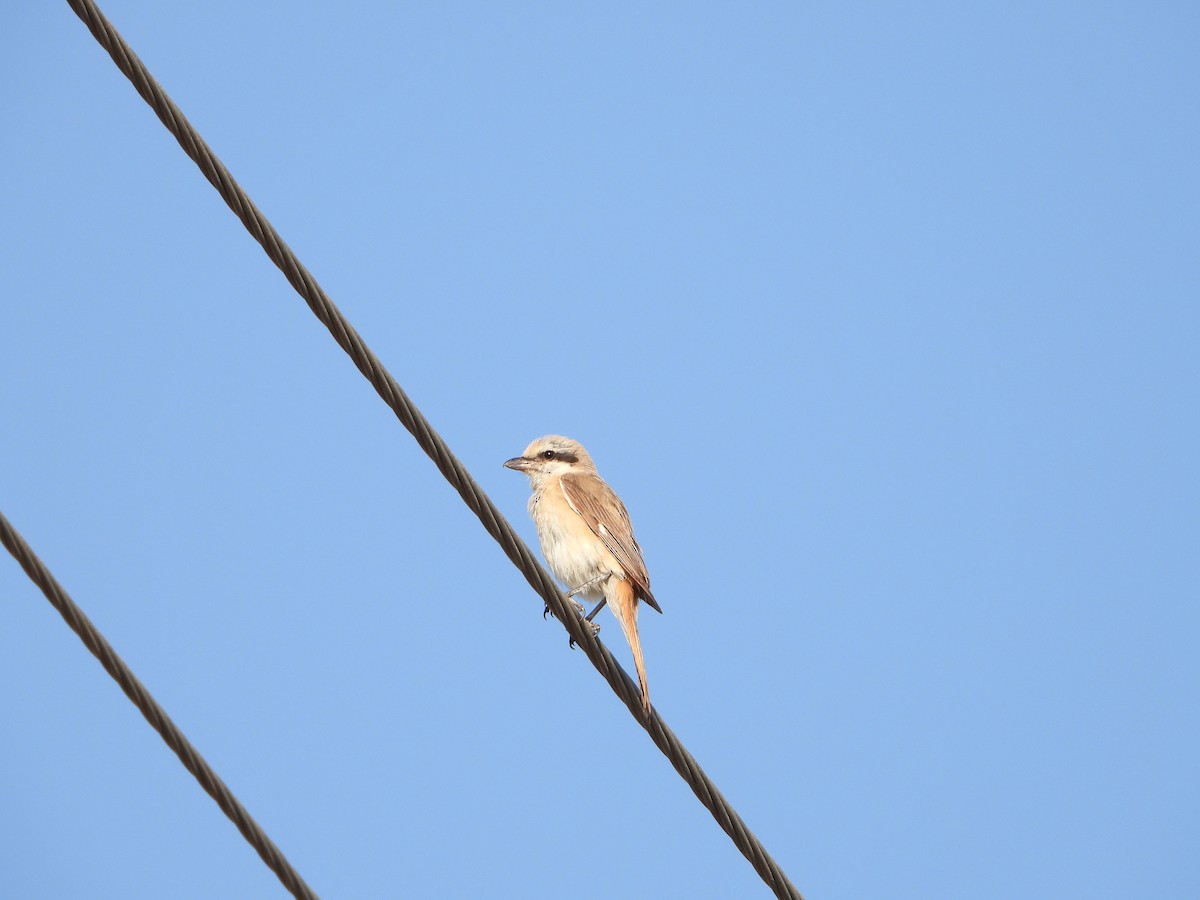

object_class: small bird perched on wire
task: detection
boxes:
[505,435,662,716]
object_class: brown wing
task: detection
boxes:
[560,472,661,613]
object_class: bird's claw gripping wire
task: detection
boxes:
[562,571,611,645]
[568,621,602,650]
[568,599,607,649]
[544,597,586,620]
[543,593,601,649]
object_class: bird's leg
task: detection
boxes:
[568,597,608,650]
[562,572,613,648]
[565,572,608,600]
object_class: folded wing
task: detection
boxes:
[560,472,661,613]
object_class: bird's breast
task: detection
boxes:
[530,489,619,599]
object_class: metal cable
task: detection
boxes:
[62,1,804,896]
[0,510,319,900]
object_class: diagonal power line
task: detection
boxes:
[0,510,319,899]
[60,1,805,897]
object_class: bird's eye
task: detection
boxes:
[542,450,556,460]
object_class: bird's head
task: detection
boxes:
[504,435,594,484]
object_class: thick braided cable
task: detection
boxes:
[63,2,804,896]
[0,510,319,900]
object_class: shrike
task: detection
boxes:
[504,435,661,716]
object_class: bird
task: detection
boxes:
[504,435,661,716]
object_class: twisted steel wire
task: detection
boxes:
[62,1,804,896]
[0,510,319,900]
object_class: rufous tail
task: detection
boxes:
[609,579,651,717]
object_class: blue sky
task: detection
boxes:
[2,2,1197,898]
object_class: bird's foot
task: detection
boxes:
[568,620,602,649]
[568,600,606,649]
[545,598,584,622]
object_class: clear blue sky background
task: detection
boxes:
[2,3,1196,898]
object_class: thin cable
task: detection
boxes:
[0,510,318,900]
[63,2,804,896]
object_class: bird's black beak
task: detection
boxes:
[503,456,531,472]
